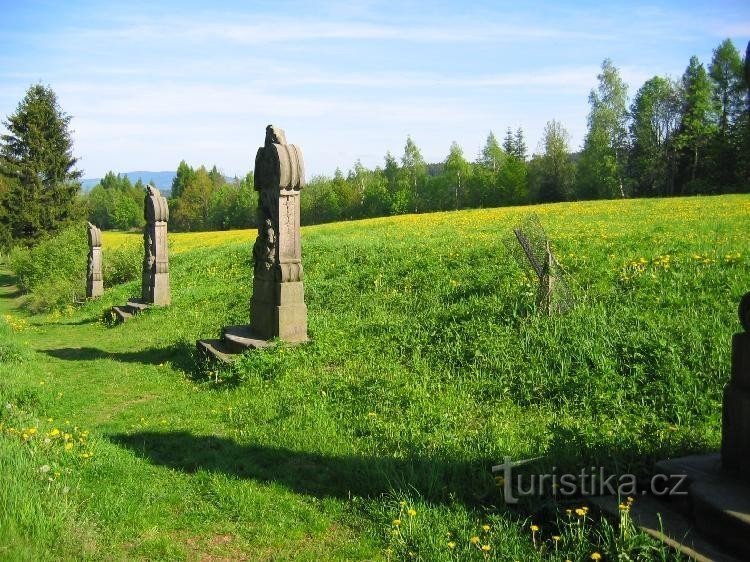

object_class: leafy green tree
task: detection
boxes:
[710,39,745,134]
[531,120,575,202]
[171,160,195,198]
[480,131,505,171]
[171,166,215,231]
[111,194,141,230]
[208,165,225,190]
[740,41,750,187]
[497,155,528,204]
[360,168,391,217]
[628,76,681,196]
[675,56,717,191]
[708,39,745,189]
[401,136,427,213]
[443,141,471,209]
[0,83,82,242]
[576,59,629,199]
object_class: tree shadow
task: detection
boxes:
[0,271,16,287]
[40,341,198,373]
[58,317,100,326]
[111,431,499,506]
[0,288,23,300]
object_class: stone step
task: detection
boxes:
[221,325,272,354]
[111,306,133,323]
[125,300,150,315]
[196,339,235,364]
[590,494,740,562]
[651,453,750,559]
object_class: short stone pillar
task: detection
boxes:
[141,185,170,306]
[722,292,750,480]
[250,125,308,342]
[86,222,103,298]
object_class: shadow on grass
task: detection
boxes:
[58,317,100,326]
[40,341,198,373]
[0,288,23,300]
[111,431,498,506]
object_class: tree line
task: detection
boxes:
[1,39,748,244]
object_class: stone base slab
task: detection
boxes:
[643,453,750,559]
[197,323,308,363]
[109,299,154,323]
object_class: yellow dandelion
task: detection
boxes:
[481,544,491,552]
[575,508,586,517]
[591,553,602,560]
[407,508,416,517]
[392,519,401,527]
[530,524,539,532]
[447,541,456,549]
[482,524,490,532]
[64,443,73,451]
[470,536,480,544]
[552,535,561,541]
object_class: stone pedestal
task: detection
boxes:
[111,185,170,323]
[722,294,750,479]
[198,125,308,361]
[86,222,103,298]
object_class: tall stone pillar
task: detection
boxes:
[250,125,308,342]
[722,292,750,480]
[142,185,170,306]
[86,222,103,298]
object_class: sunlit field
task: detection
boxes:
[1,194,748,560]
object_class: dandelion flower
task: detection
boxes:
[530,524,539,532]
[470,536,480,544]
[64,443,73,451]
[447,541,456,549]
[481,544,491,552]
[591,553,602,560]
[552,535,561,541]
[407,508,416,517]
[482,524,490,532]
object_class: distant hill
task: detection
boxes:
[81,171,176,193]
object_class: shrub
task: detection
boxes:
[103,243,142,285]
[8,223,88,312]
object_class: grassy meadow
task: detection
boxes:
[1,194,748,560]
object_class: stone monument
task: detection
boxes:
[197,125,308,361]
[111,185,170,322]
[86,222,104,298]
[141,185,171,306]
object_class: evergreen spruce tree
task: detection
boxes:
[0,83,82,242]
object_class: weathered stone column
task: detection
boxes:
[142,185,170,306]
[86,222,103,298]
[722,292,750,480]
[250,125,308,342]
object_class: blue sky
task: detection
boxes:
[1,0,748,179]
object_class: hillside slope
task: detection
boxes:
[1,194,748,560]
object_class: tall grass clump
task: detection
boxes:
[8,222,88,312]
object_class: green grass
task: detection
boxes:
[1,194,748,560]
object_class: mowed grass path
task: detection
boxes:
[0,194,748,560]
